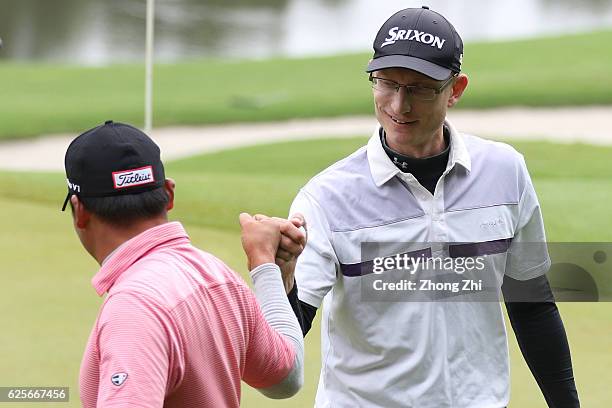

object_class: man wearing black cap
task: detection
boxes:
[63,121,306,407]
[282,6,580,408]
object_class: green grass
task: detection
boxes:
[1,30,612,140]
[0,138,611,407]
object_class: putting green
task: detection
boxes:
[0,137,610,407]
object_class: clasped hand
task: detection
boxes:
[239,212,307,293]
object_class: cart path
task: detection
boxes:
[1,106,610,172]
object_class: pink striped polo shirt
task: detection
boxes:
[79,221,296,407]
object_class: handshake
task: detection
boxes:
[239,212,307,294]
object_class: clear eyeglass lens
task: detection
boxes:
[411,87,436,100]
[372,78,436,100]
[372,78,397,92]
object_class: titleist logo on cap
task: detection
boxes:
[112,166,155,189]
[381,27,446,49]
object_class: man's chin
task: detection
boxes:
[383,123,419,141]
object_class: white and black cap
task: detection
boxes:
[366,6,463,80]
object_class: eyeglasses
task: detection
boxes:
[369,73,457,101]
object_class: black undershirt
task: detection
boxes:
[287,284,317,336]
[287,128,579,406]
[379,125,451,195]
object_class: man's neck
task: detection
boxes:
[380,126,451,195]
[92,217,168,265]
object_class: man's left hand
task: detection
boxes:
[254,213,307,293]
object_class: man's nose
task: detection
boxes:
[390,88,412,114]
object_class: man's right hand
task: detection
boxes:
[279,214,307,293]
[239,213,282,271]
[254,214,306,294]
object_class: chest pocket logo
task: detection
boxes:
[480,217,505,229]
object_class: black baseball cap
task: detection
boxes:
[61,120,165,211]
[366,6,463,80]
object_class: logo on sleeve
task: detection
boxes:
[111,372,128,386]
[112,166,155,189]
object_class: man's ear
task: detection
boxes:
[447,73,469,108]
[164,178,176,211]
[71,195,90,229]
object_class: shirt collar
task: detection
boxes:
[92,221,190,296]
[367,118,471,187]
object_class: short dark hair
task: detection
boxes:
[78,186,169,226]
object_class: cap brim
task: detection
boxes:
[366,55,452,81]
